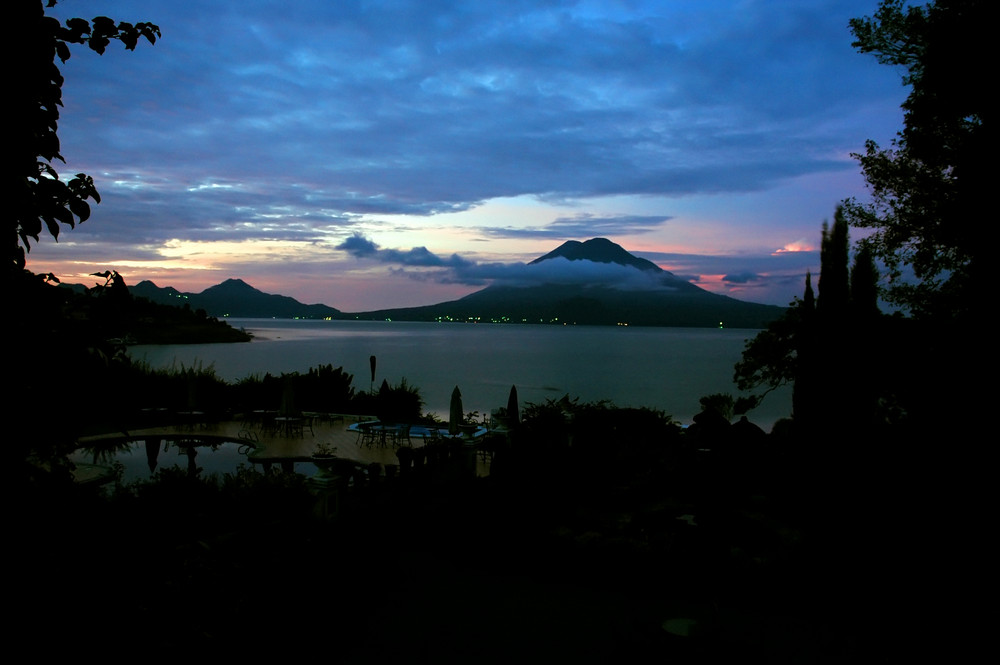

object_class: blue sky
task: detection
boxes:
[32,0,906,311]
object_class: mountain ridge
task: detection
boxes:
[121,238,786,328]
[130,278,342,319]
[530,237,666,274]
[353,238,786,328]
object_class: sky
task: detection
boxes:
[31,0,908,312]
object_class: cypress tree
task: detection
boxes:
[817,205,850,321]
[791,272,818,433]
[849,245,880,322]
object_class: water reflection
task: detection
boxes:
[72,438,257,484]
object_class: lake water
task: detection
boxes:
[129,319,791,429]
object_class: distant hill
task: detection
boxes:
[130,278,342,319]
[56,276,251,344]
[351,238,786,328]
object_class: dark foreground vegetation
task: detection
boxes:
[23,269,251,345]
[14,381,879,663]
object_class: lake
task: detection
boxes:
[129,319,792,429]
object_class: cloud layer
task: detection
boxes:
[31,0,901,310]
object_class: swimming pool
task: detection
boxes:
[70,438,324,485]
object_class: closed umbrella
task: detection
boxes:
[449,385,463,435]
[280,376,297,416]
[369,355,377,395]
[507,384,520,427]
[145,438,161,473]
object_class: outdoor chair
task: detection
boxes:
[395,424,412,447]
[356,421,377,448]
[285,417,304,438]
[256,411,279,437]
[479,432,506,464]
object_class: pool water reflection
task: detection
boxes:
[71,439,325,485]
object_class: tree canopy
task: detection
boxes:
[842,0,988,319]
[734,206,890,433]
[11,1,159,487]
[11,1,159,273]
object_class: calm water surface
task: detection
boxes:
[129,320,791,429]
[71,440,260,482]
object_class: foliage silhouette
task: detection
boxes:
[843,0,988,319]
[842,0,989,455]
[11,2,160,488]
[734,210,897,436]
[232,365,357,415]
[12,1,159,271]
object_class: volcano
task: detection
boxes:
[352,238,785,328]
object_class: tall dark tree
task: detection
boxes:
[817,206,850,320]
[843,0,988,319]
[733,275,812,411]
[802,270,815,313]
[786,274,811,415]
[10,1,159,487]
[801,210,854,438]
[735,215,891,436]
[849,245,881,321]
[845,6,990,637]
[845,1,989,457]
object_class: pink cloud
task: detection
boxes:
[773,240,814,254]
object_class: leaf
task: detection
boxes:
[69,173,101,202]
[66,18,91,34]
[88,35,109,55]
[52,205,75,227]
[42,215,60,238]
[118,23,138,50]
[55,41,71,63]
[68,197,91,223]
[139,23,161,45]
[20,216,43,240]
[91,16,115,31]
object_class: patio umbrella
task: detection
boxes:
[449,385,463,435]
[280,375,297,416]
[507,384,520,427]
[185,444,199,475]
[369,355,377,394]
[145,438,161,473]
[185,368,198,411]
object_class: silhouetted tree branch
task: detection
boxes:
[11,0,159,272]
[843,0,988,319]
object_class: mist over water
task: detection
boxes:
[129,319,791,429]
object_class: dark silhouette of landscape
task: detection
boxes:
[12,1,987,662]
[127,277,343,320]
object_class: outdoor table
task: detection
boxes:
[273,416,303,437]
[176,410,206,430]
[368,423,404,447]
[349,420,378,446]
[250,410,278,430]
